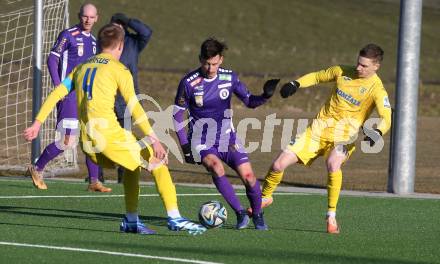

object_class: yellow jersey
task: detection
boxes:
[297,65,392,143]
[36,53,153,170]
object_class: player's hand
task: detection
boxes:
[262,79,280,99]
[181,143,196,164]
[23,121,42,141]
[280,81,300,98]
[111,13,130,27]
[363,129,382,147]
[152,141,168,164]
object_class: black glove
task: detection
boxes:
[181,143,196,164]
[280,81,300,98]
[111,13,130,27]
[262,79,280,99]
[363,129,382,147]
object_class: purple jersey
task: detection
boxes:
[174,67,266,150]
[50,25,97,80]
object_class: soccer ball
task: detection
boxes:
[198,200,227,228]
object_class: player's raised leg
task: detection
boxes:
[202,153,249,229]
[261,150,299,208]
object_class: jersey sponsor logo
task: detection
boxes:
[190,77,202,87]
[194,85,204,91]
[343,76,352,81]
[336,88,360,106]
[75,37,83,42]
[219,88,230,100]
[383,96,391,108]
[219,74,232,81]
[55,37,68,53]
[218,82,232,89]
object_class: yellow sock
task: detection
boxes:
[261,169,284,198]
[327,170,343,213]
[123,167,141,213]
[151,165,178,212]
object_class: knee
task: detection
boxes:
[205,159,225,176]
[326,159,341,173]
[242,171,256,186]
[271,159,285,173]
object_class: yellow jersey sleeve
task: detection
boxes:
[35,73,73,123]
[296,66,343,88]
[373,86,392,134]
[116,66,154,136]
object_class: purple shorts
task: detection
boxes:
[199,139,249,170]
[55,90,78,136]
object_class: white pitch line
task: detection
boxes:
[0,241,222,264]
[0,192,306,199]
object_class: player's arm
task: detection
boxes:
[127,18,152,52]
[23,76,73,141]
[363,86,392,147]
[172,80,196,164]
[373,86,392,134]
[280,66,342,98]
[47,31,70,86]
[233,74,279,108]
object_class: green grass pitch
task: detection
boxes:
[0,178,439,264]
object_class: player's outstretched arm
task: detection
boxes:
[280,80,300,98]
[23,79,70,141]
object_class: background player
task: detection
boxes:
[173,37,279,230]
[27,3,111,192]
[24,24,206,235]
[108,12,153,184]
[260,43,392,234]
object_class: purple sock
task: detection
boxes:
[246,180,262,216]
[35,142,63,171]
[212,175,242,213]
[86,156,99,183]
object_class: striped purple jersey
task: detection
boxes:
[50,25,97,81]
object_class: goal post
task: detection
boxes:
[0,0,77,176]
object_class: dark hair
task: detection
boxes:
[98,24,124,50]
[359,43,384,63]
[200,37,228,60]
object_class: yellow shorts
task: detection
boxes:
[285,127,355,166]
[81,127,154,171]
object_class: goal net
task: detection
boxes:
[0,0,77,176]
